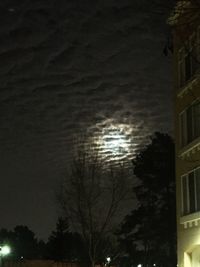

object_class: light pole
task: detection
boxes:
[0,245,11,267]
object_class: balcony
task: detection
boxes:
[179,136,200,159]
[177,72,199,98]
[180,211,200,228]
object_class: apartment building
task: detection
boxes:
[168,1,200,267]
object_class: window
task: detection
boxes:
[181,167,200,215]
[178,33,199,88]
[180,100,200,147]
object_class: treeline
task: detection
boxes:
[0,220,86,261]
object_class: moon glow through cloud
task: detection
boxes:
[91,123,135,165]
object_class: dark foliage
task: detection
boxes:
[46,217,86,262]
[0,221,86,262]
[117,132,176,267]
[0,225,38,260]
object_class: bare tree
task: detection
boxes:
[58,148,132,267]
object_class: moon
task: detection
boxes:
[102,132,128,155]
[95,125,132,163]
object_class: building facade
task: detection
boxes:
[169,1,200,267]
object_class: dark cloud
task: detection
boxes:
[0,0,173,239]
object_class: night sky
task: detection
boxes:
[0,0,174,240]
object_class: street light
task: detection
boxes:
[0,246,10,256]
[0,245,11,267]
[106,257,111,264]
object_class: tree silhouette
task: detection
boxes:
[13,225,38,259]
[118,133,176,267]
[47,217,85,262]
[0,225,39,260]
[58,147,131,267]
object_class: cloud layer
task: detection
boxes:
[0,0,173,238]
